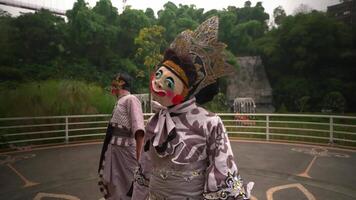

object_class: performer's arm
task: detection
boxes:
[204,116,253,200]
[128,96,145,160]
[132,116,154,200]
[135,130,144,160]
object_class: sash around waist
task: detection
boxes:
[110,136,136,146]
[109,126,134,146]
[111,126,132,138]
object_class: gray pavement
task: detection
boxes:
[0,141,355,200]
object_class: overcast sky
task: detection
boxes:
[1,0,341,18]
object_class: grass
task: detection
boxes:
[0,80,116,117]
[0,81,355,149]
[0,80,116,149]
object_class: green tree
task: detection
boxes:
[12,9,65,65]
[66,0,120,70]
[244,1,252,8]
[134,25,166,92]
[158,2,201,42]
[296,96,310,112]
[255,11,354,112]
[236,1,269,26]
[117,7,151,57]
[218,1,269,55]
[144,8,156,24]
[273,6,286,26]
[322,91,346,113]
[0,12,16,66]
[93,0,118,23]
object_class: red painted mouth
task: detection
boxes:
[154,90,166,97]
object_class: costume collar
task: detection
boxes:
[118,90,130,99]
[152,98,196,157]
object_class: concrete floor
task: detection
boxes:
[0,140,355,200]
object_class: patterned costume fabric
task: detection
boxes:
[132,99,252,200]
[132,16,253,200]
[98,92,145,200]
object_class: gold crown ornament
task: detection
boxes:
[169,16,234,97]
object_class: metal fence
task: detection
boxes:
[219,113,356,147]
[0,113,355,149]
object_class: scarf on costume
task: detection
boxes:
[152,98,197,157]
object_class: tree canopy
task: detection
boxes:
[0,0,355,113]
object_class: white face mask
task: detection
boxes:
[151,66,186,107]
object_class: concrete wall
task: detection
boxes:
[226,56,275,113]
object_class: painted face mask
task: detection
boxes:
[111,77,125,97]
[150,64,189,107]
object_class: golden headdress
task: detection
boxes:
[169,16,233,97]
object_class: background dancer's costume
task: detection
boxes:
[98,74,145,200]
[132,16,254,200]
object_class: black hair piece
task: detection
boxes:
[161,48,220,104]
[162,49,197,87]
[116,72,133,92]
[195,81,219,105]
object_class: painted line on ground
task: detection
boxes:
[266,183,316,200]
[7,163,39,187]
[297,156,317,178]
[33,192,80,200]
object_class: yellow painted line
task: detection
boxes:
[230,139,356,153]
[266,183,316,200]
[33,192,80,200]
[7,163,39,187]
[297,156,317,178]
[250,195,258,200]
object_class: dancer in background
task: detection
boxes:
[132,16,254,200]
[98,73,145,200]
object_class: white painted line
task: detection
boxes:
[7,163,39,188]
[297,156,317,178]
[292,147,350,158]
[33,192,80,200]
[266,183,316,200]
[293,146,351,178]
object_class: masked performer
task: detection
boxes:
[132,16,254,200]
[98,73,145,200]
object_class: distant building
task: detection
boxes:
[327,0,356,25]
